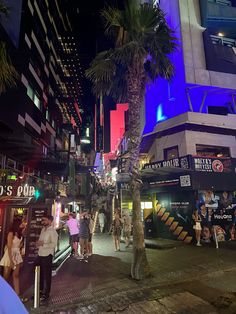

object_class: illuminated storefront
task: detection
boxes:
[141,155,236,243]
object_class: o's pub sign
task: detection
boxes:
[0,185,35,197]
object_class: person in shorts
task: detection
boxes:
[192,209,202,246]
[78,212,90,259]
[66,212,79,256]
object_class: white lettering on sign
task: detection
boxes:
[0,185,35,197]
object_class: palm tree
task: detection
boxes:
[0,0,18,94]
[86,0,176,280]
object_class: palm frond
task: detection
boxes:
[0,41,19,94]
[85,50,116,96]
[86,2,176,100]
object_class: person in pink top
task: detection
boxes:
[66,212,79,256]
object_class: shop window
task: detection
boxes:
[196,144,230,157]
[164,146,179,160]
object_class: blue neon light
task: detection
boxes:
[142,0,236,135]
[156,104,167,123]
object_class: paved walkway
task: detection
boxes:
[25,234,236,313]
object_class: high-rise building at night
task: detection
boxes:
[0,0,87,264]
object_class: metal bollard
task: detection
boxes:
[34,266,40,308]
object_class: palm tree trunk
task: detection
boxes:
[127,63,150,280]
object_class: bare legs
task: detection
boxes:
[80,238,88,256]
[195,229,201,246]
[3,264,21,296]
[12,264,21,295]
[113,236,120,251]
[73,241,78,256]
[3,266,11,282]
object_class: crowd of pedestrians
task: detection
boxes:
[0,206,131,309]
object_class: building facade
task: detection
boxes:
[138,0,236,243]
[0,0,88,265]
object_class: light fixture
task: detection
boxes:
[218,32,224,37]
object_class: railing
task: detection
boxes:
[210,35,236,47]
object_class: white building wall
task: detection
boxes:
[185,131,236,158]
[146,112,236,161]
[148,131,188,161]
[148,130,236,162]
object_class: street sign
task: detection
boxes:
[116,173,131,183]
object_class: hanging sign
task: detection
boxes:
[0,185,35,197]
[192,157,232,173]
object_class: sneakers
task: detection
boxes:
[77,255,84,260]
[196,243,202,247]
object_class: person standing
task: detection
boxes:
[110,213,123,251]
[88,213,94,256]
[98,211,105,233]
[122,212,132,248]
[192,210,202,247]
[36,215,58,301]
[78,212,90,259]
[0,220,24,300]
[66,212,79,257]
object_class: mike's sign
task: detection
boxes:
[0,185,35,197]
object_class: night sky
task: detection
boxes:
[64,0,122,117]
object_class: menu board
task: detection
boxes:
[26,208,48,264]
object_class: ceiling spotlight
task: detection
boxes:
[218,32,224,37]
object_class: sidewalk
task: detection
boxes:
[25,234,236,313]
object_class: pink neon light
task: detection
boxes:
[110,103,128,153]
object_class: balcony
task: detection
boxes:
[200,0,236,39]
[203,30,236,74]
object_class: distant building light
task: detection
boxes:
[86,127,89,137]
[81,139,90,144]
[218,32,224,37]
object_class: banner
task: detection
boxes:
[192,157,232,173]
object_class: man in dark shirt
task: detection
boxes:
[78,212,90,260]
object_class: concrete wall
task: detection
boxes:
[185,130,236,157]
[148,131,188,161]
[148,129,236,161]
[146,112,236,161]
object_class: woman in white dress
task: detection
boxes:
[0,221,23,296]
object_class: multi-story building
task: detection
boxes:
[139,0,236,243]
[0,0,86,264]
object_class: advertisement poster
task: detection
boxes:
[192,157,232,173]
[196,191,236,243]
[155,192,195,239]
